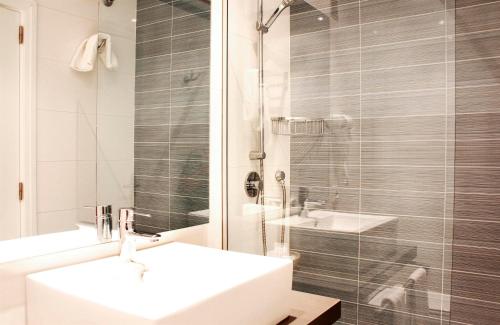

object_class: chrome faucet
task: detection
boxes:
[118,208,161,261]
[118,208,161,279]
[88,205,113,243]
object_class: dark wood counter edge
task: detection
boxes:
[277,300,341,325]
[309,300,341,325]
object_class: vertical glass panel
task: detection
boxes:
[227,1,455,324]
[97,0,210,233]
[227,0,292,256]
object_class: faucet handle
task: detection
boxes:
[119,207,133,221]
[118,208,153,240]
[118,208,151,222]
[118,208,161,243]
[135,212,152,218]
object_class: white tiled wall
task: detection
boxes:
[36,0,99,234]
[36,0,137,231]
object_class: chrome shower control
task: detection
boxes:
[245,172,261,198]
[275,170,286,184]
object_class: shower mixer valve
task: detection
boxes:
[245,171,261,198]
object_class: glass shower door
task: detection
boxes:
[227,0,455,324]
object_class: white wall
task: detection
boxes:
[36,0,99,234]
[226,0,291,255]
[36,0,137,232]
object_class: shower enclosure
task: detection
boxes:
[223,0,493,324]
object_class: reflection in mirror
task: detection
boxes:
[95,0,211,234]
[0,0,101,263]
[0,0,211,263]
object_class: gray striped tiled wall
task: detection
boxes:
[134,0,210,232]
[289,0,455,324]
[450,1,500,324]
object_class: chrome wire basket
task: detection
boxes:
[271,117,325,136]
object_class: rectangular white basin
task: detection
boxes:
[27,242,293,325]
[267,210,397,234]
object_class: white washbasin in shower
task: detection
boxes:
[26,242,293,325]
[268,210,397,234]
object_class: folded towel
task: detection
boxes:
[70,33,118,72]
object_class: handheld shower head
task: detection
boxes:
[262,0,297,32]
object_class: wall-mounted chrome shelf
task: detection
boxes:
[271,117,325,136]
[271,115,353,136]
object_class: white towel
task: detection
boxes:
[97,33,118,70]
[70,33,118,72]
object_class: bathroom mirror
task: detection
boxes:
[94,0,211,234]
[0,0,210,264]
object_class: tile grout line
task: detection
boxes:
[136,84,208,94]
[136,65,210,78]
[291,61,447,81]
[440,0,450,323]
[136,28,210,45]
[291,9,445,39]
[357,1,362,323]
[290,1,359,19]
[137,9,210,29]
[290,35,446,59]
[167,6,174,231]
[454,0,500,11]
[137,46,210,61]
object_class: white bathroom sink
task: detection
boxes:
[267,210,397,234]
[26,242,293,325]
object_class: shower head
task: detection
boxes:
[262,0,297,32]
[103,0,114,7]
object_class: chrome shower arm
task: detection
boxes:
[257,0,296,33]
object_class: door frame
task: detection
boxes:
[0,0,37,237]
